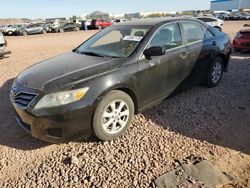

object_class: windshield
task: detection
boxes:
[75,25,151,58]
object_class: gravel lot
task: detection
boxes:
[0,21,249,187]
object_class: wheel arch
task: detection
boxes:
[217,51,230,71]
[93,85,139,114]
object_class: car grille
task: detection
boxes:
[13,92,37,108]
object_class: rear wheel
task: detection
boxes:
[214,26,222,32]
[98,25,102,30]
[42,29,47,34]
[93,90,134,141]
[22,31,28,36]
[7,31,13,35]
[204,57,224,87]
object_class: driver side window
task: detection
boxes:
[149,23,182,50]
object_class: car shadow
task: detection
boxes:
[0,78,50,150]
[142,52,250,155]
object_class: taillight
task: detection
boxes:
[4,39,8,47]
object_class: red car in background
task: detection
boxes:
[233,27,250,52]
[91,19,112,30]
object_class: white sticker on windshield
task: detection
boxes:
[123,35,143,42]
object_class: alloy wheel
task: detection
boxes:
[101,100,129,134]
[211,61,222,84]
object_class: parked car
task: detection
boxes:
[214,13,229,20]
[197,17,224,31]
[0,32,11,58]
[91,19,113,29]
[2,24,24,35]
[21,23,49,36]
[228,13,241,20]
[0,25,8,32]
[52,22,80,33]
[114,19,128,23]
[238,13,250,20]
[10,18,231,143]
[233,27,250,52]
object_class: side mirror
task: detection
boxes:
[143,46,166,60]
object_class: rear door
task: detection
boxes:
[136,22,191,107]
[179,21,215,82]
[25,25,32,34]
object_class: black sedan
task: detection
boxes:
[10,18,231,143]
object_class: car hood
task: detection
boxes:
[16,52,122,92]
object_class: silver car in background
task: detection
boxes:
[20,23,49,36]
[197,17,224,32]
[0,32,11,58]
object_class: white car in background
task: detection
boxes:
[197,17,224,32]
[0,32,11,58]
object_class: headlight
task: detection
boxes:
[34,87,89,109]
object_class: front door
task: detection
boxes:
[135,22,191,108]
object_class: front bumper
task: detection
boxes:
[233,38,250,50]
[13,103,93,143]
[10,82,93,143]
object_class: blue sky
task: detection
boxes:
[0,0,211,18]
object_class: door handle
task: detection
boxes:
[180,52,189,59]
[212,41,217,46]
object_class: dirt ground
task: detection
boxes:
[0,21,249,187]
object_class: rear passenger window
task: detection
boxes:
[202,26,214,39]
[181,22,205,43]
[149,23,182,50]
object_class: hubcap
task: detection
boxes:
[211,61,222,84]
[102,100,129,134]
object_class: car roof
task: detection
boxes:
[197,16,217,20]
[115,17,202,26]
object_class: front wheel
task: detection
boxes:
[42,29,47,34]
[204,57,224,87]
[93,90,134,141]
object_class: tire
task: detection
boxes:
[22,31,28,36]
[214,26,222,32]
[7,31,13,35]
[98,25,102,30]
[204,57,224,87]
[93,90,134,141]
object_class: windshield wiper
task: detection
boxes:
[79,51,106,57]
[73,49,121,58]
